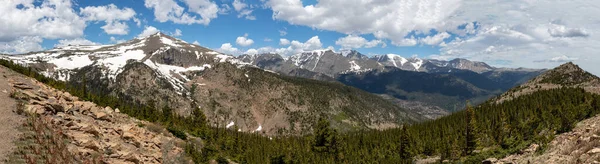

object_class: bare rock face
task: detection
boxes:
[7,75,187,164]
[497,114,600,163]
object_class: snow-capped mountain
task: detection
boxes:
[1,33,424,135]
[3,32,238,93]
[236,49,382,77]
[238,50,502,78]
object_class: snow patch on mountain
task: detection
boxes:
[349,61,361,71]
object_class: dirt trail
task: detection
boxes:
[0,66,26,162]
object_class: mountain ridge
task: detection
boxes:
[0,32,424,135]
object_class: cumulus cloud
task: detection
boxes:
[101,21,130,35]
[236,34,254,47]
[335,35,385,49]
[279,30,287,36]
[55,38,100,47]
[193,41,201,45]
[217,43,240,55]
[137,26,160,38]
[433,0,600,75]
[534,55,579,63]
[279,38,290,45]
[232,0,255,20]
[393,37,419,47]
[548,24,589,38]
[0,0,86,42]
[273,36,324,56]
[245,48,258,55]
[109,37,126,44]
[80,4,136,35]
[0,36,44,54]
[172,29,183,37]
[144,0,219,25]
[419,32,451,46]
[266,0,462,45]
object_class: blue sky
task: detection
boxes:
[1,0,599,74]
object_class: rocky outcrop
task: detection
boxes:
[8,77,186,164]
[495,114,600,163]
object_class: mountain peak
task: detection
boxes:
[536,62,597,86]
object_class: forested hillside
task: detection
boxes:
[2,58,598,163]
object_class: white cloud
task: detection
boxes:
[55,38,99,47]
[109,37,126,44]
[0,0,86,42]
[236,34,254,47]
[548,24,589,38]
[172,29,183,37]
[137,26,160,38]
[0,36,44,54]
[80,4,137,35]
[193,41,201,45]
[219,4,231,14]
[273,36,324,56]
[245,49,259,55]
[279,30,287,36]
[533,55,579,63]
[433,0,600,75]
[101,21,129,35]
[232,0,255,20]
[217,43,240,55]
[279,38,290,45]
[335,35,384,49]
[144,0,219,25]
[393,37,419,47]
[419,32,451,46]
[264,38,273,42]
[266,0,462,45]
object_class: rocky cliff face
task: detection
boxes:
[2,65,186,163]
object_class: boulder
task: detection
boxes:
[123,153,141,164]
[105,106,114,113]
[82,125,102,137]
[49,103,66,113]
[588,148,600,154]
[82,140,101,151]
[62,92,75,101]
[122,132,135,140]
[25,105,45,115]
[13,82,33,90]
[93,111,109,121]
[21,91,41,101]
[482,158,498,164]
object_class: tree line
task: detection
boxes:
[2,58,599,163]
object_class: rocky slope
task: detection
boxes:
[1,33,421,135]
[0,65,25,162]
[495,62,600,103]
[491,113,600,163]
[479,62,600,163]
[0,65,187,163]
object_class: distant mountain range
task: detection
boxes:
[1,33,424,135]
[236,49,544,115]
[0,33,544,133]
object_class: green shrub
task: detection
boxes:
[167,126,187,140]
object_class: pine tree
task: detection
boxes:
[465,101,477,155]
[312,116,339,155]
[398,125,412,159]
